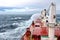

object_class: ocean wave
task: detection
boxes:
[10,17,27,21]
[11,17,22,20]
[0,22,21,33]
[0,19,32,40]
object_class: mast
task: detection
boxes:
[49,2,56,23]
[48,2,56,40]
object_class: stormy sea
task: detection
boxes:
[0,14,60,40]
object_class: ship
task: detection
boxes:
[21,2,60,40]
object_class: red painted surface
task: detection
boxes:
[41,27,48,36]
[32,27,41,35]
[31,27,60,36]
[22,27,60,40]
[55,27,60,36]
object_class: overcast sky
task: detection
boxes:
[0,0,60,14]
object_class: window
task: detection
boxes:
[41,17,44,19]
[46,20,48,23]
[55,24,57,26]
[35,25,40,27]
[53,15,56,19]
[44,9,46,11]
[45,13,46,16]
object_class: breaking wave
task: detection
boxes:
[0,14,32,40]
[0,19,32,40]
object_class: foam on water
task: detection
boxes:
[0,19,32,40]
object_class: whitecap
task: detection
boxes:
[0,19,32,40]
